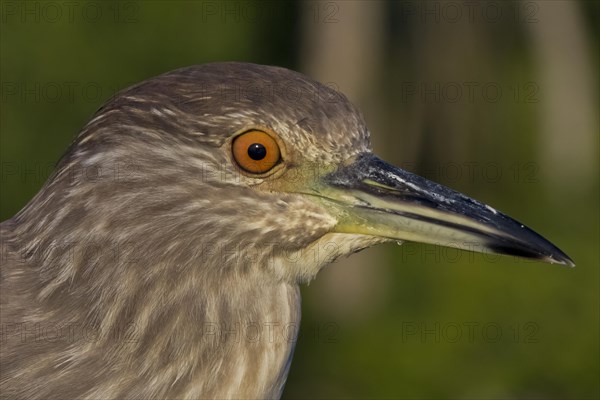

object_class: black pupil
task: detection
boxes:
[247,143,267,160]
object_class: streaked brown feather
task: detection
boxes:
[0,62,374,399]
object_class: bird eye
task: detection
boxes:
[232,130,281,174]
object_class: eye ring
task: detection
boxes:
[232,130,281,174]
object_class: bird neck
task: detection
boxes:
[4,216,303,397]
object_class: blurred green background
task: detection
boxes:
[1,1,598,398]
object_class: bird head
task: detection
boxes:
[19,62,572,292]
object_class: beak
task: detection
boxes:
[314,154,574,266]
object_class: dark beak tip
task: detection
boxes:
[488,241,574,268]
[532,244,575,267]
[532,235,575,268]
[554,254,576,268]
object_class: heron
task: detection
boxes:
[0,62,573,399]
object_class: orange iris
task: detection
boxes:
[232,130,281,174]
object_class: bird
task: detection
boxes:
[0,62,573,399]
